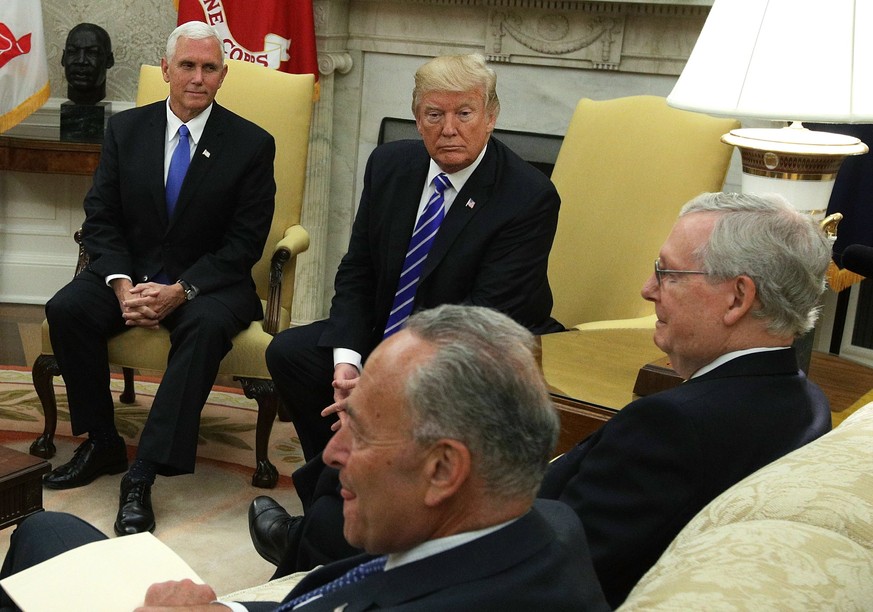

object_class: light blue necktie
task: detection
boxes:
[383,173,452,338]
[165,124,190,218]
[276,555,388,611]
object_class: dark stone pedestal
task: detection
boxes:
[60,101,111,143]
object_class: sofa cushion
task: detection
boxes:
[620,402,873,609]
[618,520,873,610]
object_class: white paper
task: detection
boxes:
[0,531,203,612]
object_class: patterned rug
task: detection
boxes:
[0,366,308,596]
[0,366,305,472]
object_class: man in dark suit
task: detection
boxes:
[0,306,609,612]
[539,191,833,607]
[41,22,275,536]
[253,192,834,605]
[265,52,562,463]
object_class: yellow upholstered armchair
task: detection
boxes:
[30,59,314,488]
[547,95,740,330]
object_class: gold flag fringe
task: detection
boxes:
[827,260,865,292]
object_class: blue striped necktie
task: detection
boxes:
[276,555,388,611]
[165,124,190,217]
[383,173,452,338]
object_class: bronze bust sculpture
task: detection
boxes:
[61,23,114,105]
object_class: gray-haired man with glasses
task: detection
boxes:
[539,191,833,607]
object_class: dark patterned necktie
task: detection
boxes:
[165,124,190,217]
[275,555,388,611]
[383,173,452,338]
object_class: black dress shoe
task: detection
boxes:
[114,475,156,536]
[43,438,127,490]
[249,495,303,566]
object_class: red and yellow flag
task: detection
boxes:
[176,0,318,80]
[0,0,50,132]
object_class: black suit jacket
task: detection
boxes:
[320,137,562,356]
[81,100,275,322]
[539,347,832,607]
[243,500,609,612]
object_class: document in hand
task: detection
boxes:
[0,531,203,612]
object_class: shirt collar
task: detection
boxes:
[690,346,791,379]
[165,98,213,149]
[384,513,518,571]
[427,142,488,195]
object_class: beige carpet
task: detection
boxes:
[0,367,308,597]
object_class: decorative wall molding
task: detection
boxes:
[486,10,624,70]
[318,52,354,76]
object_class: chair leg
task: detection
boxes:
[119,367,136,404]
[238,377,279,489]
[30,354,59,459]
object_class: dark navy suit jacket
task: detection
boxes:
[539,347,831,607]
[243,500,609,612]
[320,137,563,358]
[81,100,275,323]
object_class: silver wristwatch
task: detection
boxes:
[178,279,198,301]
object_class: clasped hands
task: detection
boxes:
[322,362,359,431]
[112,279,187,329]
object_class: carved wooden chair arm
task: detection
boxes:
[263,224,310,335]
[73,228,89,277]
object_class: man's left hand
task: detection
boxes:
[122,282,187,328]
[134,579,224,610]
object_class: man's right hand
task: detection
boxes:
[110,278,161,329]
[322,363,360,431]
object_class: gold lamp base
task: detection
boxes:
[722,123,869,218]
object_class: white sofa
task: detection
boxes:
[619,402,873,610]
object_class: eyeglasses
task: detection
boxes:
[654,258,709,286]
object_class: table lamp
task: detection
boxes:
[667,0,870,218]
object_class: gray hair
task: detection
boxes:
[166,21,224,65]
[411,54,500,119]
[401,305,558,501]
[681,192,831,337]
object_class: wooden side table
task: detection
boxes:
[0,136,101,176]
[0,446,50,530]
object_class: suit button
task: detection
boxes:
[142,276,148,281]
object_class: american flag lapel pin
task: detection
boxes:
[465,198,475,209]
[202,150,211,158]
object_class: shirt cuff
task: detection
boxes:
[333,348,362,372]
[104,273,132,286]
[214,600,247,611]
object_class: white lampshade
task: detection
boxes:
[667,0,871,219]
[668,0,873,123]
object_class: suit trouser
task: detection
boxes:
[0,512,106,610]
[46,270,245,475]
[265,321,340,462]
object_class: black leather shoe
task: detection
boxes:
[114,475,156,536]
[249,495,302,566]
[43,438,127,490]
